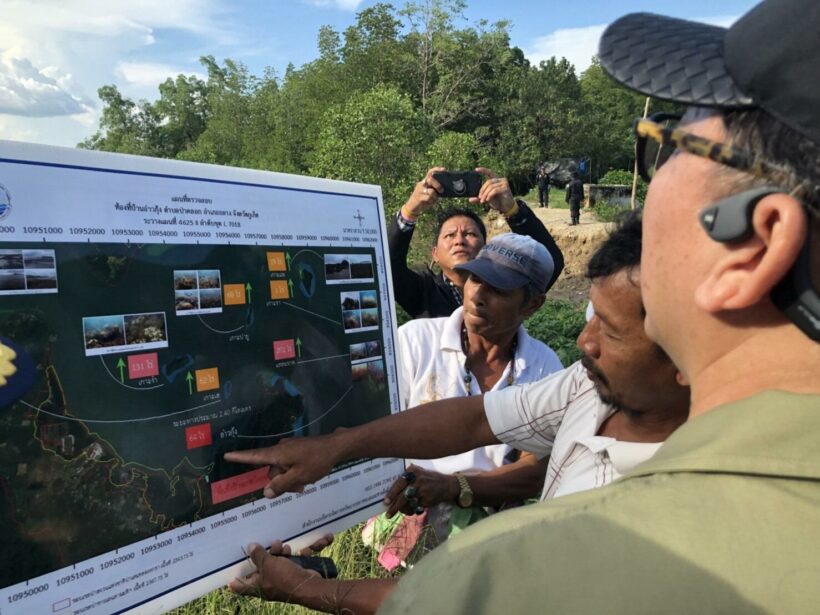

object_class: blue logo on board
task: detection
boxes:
[0,184,10,220]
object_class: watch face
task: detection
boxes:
[458,490,473,508]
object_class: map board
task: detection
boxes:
[0,141,403,614]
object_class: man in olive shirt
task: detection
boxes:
[381,0,820,613]
[225,1,819,613]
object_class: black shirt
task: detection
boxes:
[388,200,565,319]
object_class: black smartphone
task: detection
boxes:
[432,171,482,198]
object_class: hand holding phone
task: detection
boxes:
[431,171,482,198]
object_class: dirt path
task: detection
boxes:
[486,201,610,306]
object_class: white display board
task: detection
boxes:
[0,141,403,614]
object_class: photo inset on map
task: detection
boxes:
[351,362,368,381]
[174,270,198,290]
[324,254,351,282]
[83,312,169,356]
[83,314,126,352]
[349,255,374,281]
[360,289,378,309]
[349,342,368,362]
[173,268,224,316]
[23,249,56,270]
[0,248,23,269]
[350,339,384,384]
[175,290,199,312]
[340,289,380,334]
[0,248,59,295]
[366,340,381,358]
[124,312,168,346]
[324,252,375,285]
[198,269,221,289]
[368,359,386,385]
[361,308,378,328]
[340,291,360,310]
[0,268,25,291]
[199,288,223,309]
[342,309,362,332]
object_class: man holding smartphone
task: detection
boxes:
[388,166,564,319]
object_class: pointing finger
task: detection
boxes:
[224,448,279,467]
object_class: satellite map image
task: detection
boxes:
[0,241,392,588]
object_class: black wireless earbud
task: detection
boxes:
[699,186,781,243]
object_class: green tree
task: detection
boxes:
[490,56,583,190]
[179,57,258,166]
[79,85,160,155]
[310,85,434,212]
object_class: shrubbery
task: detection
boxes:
[525,299,586,366]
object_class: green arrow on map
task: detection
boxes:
[245,282,252,303]
[287,279,294,296]
[185,371,194,395]
[296,337,302,358]
[285,252,292,270]
[116,358,126,383]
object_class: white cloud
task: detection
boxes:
[0,55,90,116]
[524,24,606,75]
[302,0,364,11]
[0,0,230,145]
[524,15,741,76]
[116,62,206,90]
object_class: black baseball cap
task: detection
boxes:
[598,0,820,145]
[598,0,820,342]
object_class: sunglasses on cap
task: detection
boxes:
[633,113,791,185]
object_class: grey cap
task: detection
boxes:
[454,233,554,294]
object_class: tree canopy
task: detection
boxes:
[80,0,669,217]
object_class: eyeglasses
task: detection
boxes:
[633,113,788,185]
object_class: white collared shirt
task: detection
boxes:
[484,361,663,500]
[398,307,563,475]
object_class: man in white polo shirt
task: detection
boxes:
[383,210,688,517]
[387,233,562,547]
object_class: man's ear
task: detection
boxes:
[695,193,807,312]
[431,245,439,264]
[522,293,546,318]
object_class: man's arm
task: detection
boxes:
[388,169,445,317]
[383,453,547,516]
[388,213,427,318]
[230,541,397,615]
[224,395,495,497]
[505,200,564,290]
[470,168,564,290]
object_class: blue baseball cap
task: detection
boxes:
[454,233,554,294]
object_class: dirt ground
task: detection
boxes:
[486,202,610,306]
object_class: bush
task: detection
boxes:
[598,168,647,204]
[525,299,586,366]
[591,200,624,223]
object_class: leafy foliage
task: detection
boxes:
[598,168,647,204]
[525,299,586,366]
[81,0,671,209]
[591,200,626,223]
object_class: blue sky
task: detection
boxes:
[0,0,759,148]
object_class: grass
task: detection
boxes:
[169,524,398,615]
[521,186,569,209]
[525,299,586,366]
